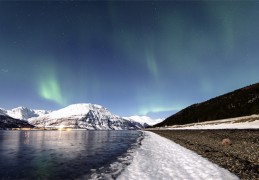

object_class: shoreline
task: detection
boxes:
[148,129,259,180]
[118,131,238,179]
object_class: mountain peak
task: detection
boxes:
[0,106,51,121]
[1,103,159,130]
[65,103,105,110]
[47,103,107,119]
[14,106,29,110]
[124,115,164,126]
[28,103,145,130]
[7,106,35,120]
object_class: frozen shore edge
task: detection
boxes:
[118,131,238,180]
[149,129,259,179]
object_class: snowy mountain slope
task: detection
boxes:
[124,116,164,126]
[28,104,145,130]
[1,104,158,130]
[41,104,102,119]
[4,107,51,120]
[163,114,259,130]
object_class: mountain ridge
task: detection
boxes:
[156,83,259,127]
[0,103,159,130]
[28,103,144,130]
[5,106,51,120]
[0,115,34,129]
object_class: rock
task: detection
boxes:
[221,138,232,146]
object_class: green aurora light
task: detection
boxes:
[37,65,66,106]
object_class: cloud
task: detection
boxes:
[1,69,9,73]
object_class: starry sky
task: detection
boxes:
[1,1,259,118]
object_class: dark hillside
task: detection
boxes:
[0,115,34,129]
[156,83,259,127]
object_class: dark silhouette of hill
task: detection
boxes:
[155,83,259,127]
[0,115,34,129]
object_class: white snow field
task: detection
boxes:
[165,114,259,130]
[118,131,238,180]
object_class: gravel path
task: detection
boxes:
[148,129,259,180]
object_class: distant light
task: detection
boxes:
[58,125,64,131]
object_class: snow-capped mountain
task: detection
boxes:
[1,104,160,130]
[5,106,51,120]
[28,104,145,130]
[124,116,164,126]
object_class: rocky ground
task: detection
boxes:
[148,129,259,180]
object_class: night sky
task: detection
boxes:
[1,1,259,118]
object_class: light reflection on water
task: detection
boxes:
[0,130,141,179]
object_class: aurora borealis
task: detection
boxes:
[1,1,259,118]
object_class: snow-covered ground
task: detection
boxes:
[163,114,259,130]
[174,120,259,130]
[118,131,238,180]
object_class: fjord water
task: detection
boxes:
[0,130,142,179]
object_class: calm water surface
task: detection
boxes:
[0,130,142,179]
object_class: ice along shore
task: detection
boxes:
[118,131,238,180]
[148,129,259,180]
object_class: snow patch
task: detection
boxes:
[162,114,259,130]
[248,96,259,103]
[118,131,238,180]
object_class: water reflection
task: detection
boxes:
[0,130,140,179]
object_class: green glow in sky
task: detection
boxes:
[39,77,64,105]
[1,2,259,118]
[136,89,185,116]
[145,47,158,79]
[138,105,183,116]
[37,64,66,106]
